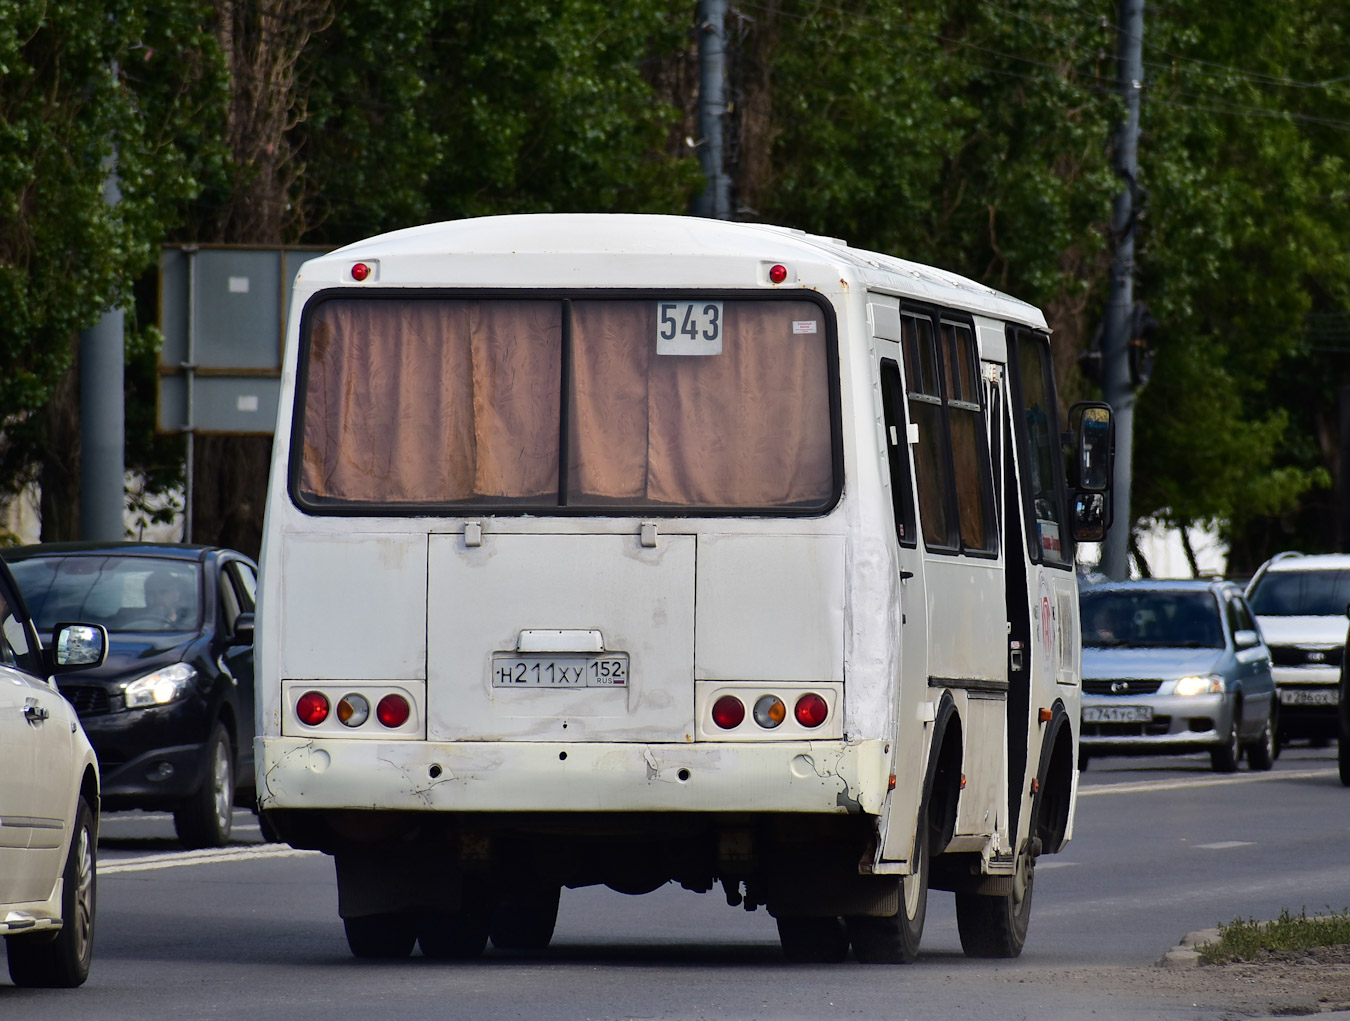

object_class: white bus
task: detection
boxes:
[255,214,1112,964]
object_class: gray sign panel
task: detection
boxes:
[158,375,282,435]
[158,245,328,434]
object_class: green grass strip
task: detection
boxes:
[1199,908,1350,965]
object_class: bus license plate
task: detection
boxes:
[1278,688,1337,706]
[491,653,629,688]
[1082,705,1153,723]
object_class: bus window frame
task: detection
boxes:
[1006,325,1074,569]
[288,287,845,520]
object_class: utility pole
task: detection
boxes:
[80,154,126,542]
[1098,0,1145,580]
[692,0,731,220]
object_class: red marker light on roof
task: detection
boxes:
[768,264,788,284]
[350,262,371,282]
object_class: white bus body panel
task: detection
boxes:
[255,214,1073,889]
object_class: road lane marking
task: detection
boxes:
[1195,841,1253,850]
[102,844,321,874]
[1079,768,1335,796]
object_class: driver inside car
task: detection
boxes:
[143,570,189,627]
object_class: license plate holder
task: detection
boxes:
[492,653,629,688]
[1278,688,1338,706]
[1082,704,1154,724]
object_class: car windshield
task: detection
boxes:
[1247,568,1350,617]
[9,555,202,634]
[1081,590,1224,649]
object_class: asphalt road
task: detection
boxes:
[2,744,1345,1020]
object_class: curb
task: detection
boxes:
[1157,927,1222,969]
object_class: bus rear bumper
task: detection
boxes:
[255,736,889,815]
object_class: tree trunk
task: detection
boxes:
[190,434,272,560]
[38,362,82,542]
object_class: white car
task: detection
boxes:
[1246,552,1350,745]
[0,556,107,987]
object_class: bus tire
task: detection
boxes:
[490,881,560,951]
[418,886,491,960]
[955,847,1033,959]
[344,913,417,959]
[846,804,928,964]
[776,916,849,963]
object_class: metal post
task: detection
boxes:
[183,247,198,543]
[1339,386,1350,552]
[1098,0,1145,580]
[79,160,126,542]
[693,0,731,220]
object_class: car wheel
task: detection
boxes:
[489,880,560,951]
[1210,713,1241,773]
[344,913,417,959]
[1339,705,1350,788]
[7,796,97,988]
[1247,710,1277,771]
[174,722,234,849]
[955,842,1035,959]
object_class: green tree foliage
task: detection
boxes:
[5,0,1350,568]
[0,0,227,536]
[1129,0,1350,569]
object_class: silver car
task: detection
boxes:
[1079,580,1278,772]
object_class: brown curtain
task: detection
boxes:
[301,297,833,509]
[301,299,560,503]
[569,300,833,507]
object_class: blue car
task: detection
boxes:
[1079,579,1278,772]
[3,542,257,847]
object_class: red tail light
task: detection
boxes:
[711,695,746,729]
[794,693,828,728]
[376,694,411,728]
[296,691,329,726]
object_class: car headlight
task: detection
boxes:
[123,664,198,708]
[1173,674,1224,696]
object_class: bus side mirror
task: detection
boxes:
[1068,402,1114,542]
[1069,402,1113,492]
[1072,492,1109,542]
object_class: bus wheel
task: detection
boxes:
[955,848,1034,958]
[343,913,416,959]
[846,813,928,964]
[418,887,491,959]
[776,916,849,963]
[490,881,560,950]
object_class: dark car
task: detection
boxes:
[3,543,257,848]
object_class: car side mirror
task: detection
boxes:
[1233,629,1260,650]
[52,623,108,671]
[231,611,255,647]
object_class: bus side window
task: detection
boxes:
[1009,328,1071,565]
[902,313,957,551]
[880,359,917,547]
[940,321,997,555]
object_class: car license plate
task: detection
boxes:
[491,653,629,688]
[1278,688,1338,706]
[1082,705,1153,723]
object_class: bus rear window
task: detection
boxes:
[295,295,839,514]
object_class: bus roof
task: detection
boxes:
[311,213,1047,329]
